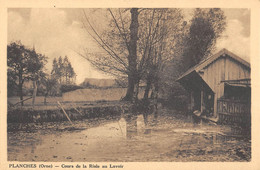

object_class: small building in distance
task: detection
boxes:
[177,49,251,125]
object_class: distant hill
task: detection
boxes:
[80,78,116,88]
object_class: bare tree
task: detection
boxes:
[80,8,184,101]
[139,9,184,100]
[80,8,139,101]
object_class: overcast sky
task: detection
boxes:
[8,8,250,84]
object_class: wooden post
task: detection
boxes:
[201,90,204,113]
[57,101,73,124]
[71,104,83,116]
[214,94,218,117]
[190,91,194,112]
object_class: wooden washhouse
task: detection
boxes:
[177,49,251,125]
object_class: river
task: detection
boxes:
[8,109,251,162]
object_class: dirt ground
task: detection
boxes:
[7,109,251,162]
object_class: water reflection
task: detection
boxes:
[8,109,251,162]
[120,113,149,139]
[187,113,251,139]
[124,114,138,139]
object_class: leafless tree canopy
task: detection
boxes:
[80,8,185,101]
[79,8,226,102]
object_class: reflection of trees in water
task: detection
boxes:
[124,99,159,139]
[138,99,158,126]
[124,114,138,139]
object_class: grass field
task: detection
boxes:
[62,87,146,102]
[8,96,63,106]
[8,88,146,108]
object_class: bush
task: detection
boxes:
[37,87,46,96]
[161,82,190,111]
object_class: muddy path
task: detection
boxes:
[8,109,251,162]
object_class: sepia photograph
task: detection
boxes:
[6,7,252,163]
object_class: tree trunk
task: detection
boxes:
[19,83,23,106]
[152,78,159,124]
[134,78,140,101]
[18,73,24,106]
[123,8,139,101]
[144,76,152,100]
[44,93,47,105]
[150,86,155,99]
[123,74,135,101]
[154,79,159,100]
[32,80,37,108]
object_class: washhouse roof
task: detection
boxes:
[177,48,250,82]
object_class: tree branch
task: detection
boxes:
[82,10,128,69]
[108,8,130,51]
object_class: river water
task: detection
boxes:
[8,109,251,162]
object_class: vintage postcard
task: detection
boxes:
[0,0,260,170]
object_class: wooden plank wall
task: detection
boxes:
[199,55,250,116]
[225,57,250,81]
[201,56,250,99]
[201,57,225,97]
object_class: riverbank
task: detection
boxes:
[8,101,133,124]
